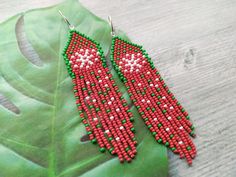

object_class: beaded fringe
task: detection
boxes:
[110,37,196,165]
[62,31,137,163]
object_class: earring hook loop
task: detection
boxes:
[58,10,75,30]
[108,16,115,36]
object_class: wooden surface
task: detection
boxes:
[1,0,236,176]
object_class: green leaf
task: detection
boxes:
[0,0,168,177]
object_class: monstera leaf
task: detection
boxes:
[0,0,168,176]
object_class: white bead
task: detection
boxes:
[110,97,115,101]
[86,81,90,85]
[167,116,172,120]
[126,54,129,57]
[163,104,167,108]
[95,58,98,61]
[179,126,183,130]
[138,83,142,86]
[85,96,90,100]
[136,69,139,72]
[86,66,89,69]
[166,128,170,131]
[179,141,183,145]
[80,49,84,52]
[98,80,102,83]
[155,84,159,87]
[71,56,75,59]
[116,137,120,141]
[108,101,112,105]
[170,106,174,110]
[147,71,150,74]
[92,49,95,52]
[155,78,159,81]
[105,76,109,79]
[76,59,80,62]
[96,52,100,56]
[116,108,120,112]
[162,96,166,99]
[110,116,114,120]
[105,130,109,133]
[150,84,154,87]
[120,126,124,130]
[93,117,98,121]
[75,52,79,56]
[69,60,73,64]
[73,64,78,68]
[153,118,157,121]
[147,100,150,103]
[98,70,101,73]
[137,53,141,56]
[92,99,96,102]
[104,84,108,87]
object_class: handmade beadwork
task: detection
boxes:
[110,36,196,165]
[62,30,137,163]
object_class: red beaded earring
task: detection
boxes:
[59,11,137,163]
[108,16,196,165]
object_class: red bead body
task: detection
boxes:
[111,37,196,165]
[63,31,137,163]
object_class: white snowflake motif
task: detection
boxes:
[70,48,100,69]
[119,53,146,73]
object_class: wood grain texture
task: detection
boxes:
[1,0,236,176]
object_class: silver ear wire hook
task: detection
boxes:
[58,10,75,30]
[108,16,115,36]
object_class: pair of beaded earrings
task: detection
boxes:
[60,11,196,165]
